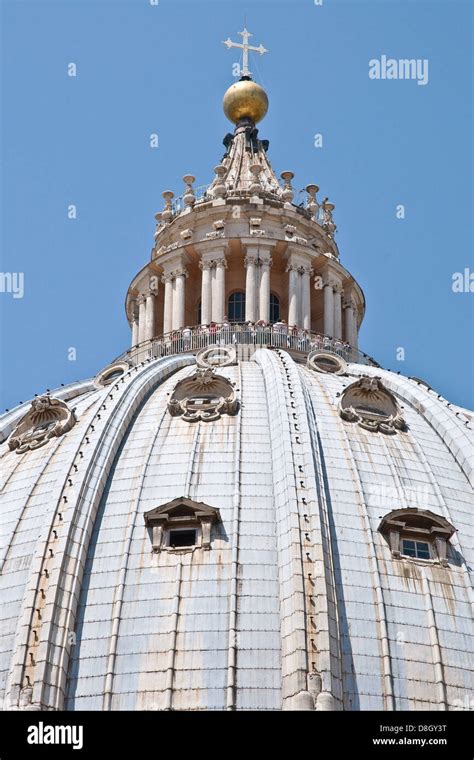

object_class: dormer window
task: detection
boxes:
[144,497,221,553]
[379,508,456,566]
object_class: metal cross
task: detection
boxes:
[222,27,268,77]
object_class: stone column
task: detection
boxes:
[145,290,156,341]
[287,264,300,328]
[212,258,227,323]
[301,265,312,330]
[162,274,173,335]
[199,260,212,325]
[333,286,342,340]
[173,268,187,330]
[259,256,272,323]
[352,307,359,349]
[137,294,147,344]
[323,281,334,337]
[130,302,139,346]
[245,255,257,322]
[343,300,357,347]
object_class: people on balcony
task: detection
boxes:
[131,321,362,364]
[182,326,192,350]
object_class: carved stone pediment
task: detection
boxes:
[168,368,238,422]
[8,396,77,454]
[144,497,221,552]
[339,376,406,434]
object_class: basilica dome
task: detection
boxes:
[0,31,473,713]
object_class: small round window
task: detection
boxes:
[307,350,347,375]
[196,345,237,369]
[102,369,124,385]
[94,362,130,389]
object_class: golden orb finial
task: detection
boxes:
[223,78,269,124]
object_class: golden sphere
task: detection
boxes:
[223,79,269,124]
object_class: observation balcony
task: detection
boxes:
[113,324,378,368]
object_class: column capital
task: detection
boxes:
[137,293,147,305]
[299,264,313,276]
[260,257,273,269]
[322,275,339,289]
[161,273,174,284]
[127,302,138,322]
[285,263,300,273]
[171,266,189,279]
[213,258,228,269]
[144,288,157,299]
[199,259,213,271]
[244,255,258,268]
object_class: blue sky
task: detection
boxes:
[1,0,472,410]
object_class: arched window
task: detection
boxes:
[195,299,201,325]
[269,293,281,323]
[228,292,246,323]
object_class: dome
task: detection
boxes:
[1,27,473,714]
[223,78,269,124]
[0,350,472,711]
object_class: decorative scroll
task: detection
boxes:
[8,396,77,454]
[168,368,238,422]
[339,376,406,434]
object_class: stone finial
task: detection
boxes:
[280,171,294,203]
[182,175,196,207]
[321,197,337,236]
[249,163,263,196]
[306,184,320,219]
[213,165,227,199]
[161,191,174,222]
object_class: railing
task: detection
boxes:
[113,324,378,367]
[170,181,315,220]
[171,184,214,215]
